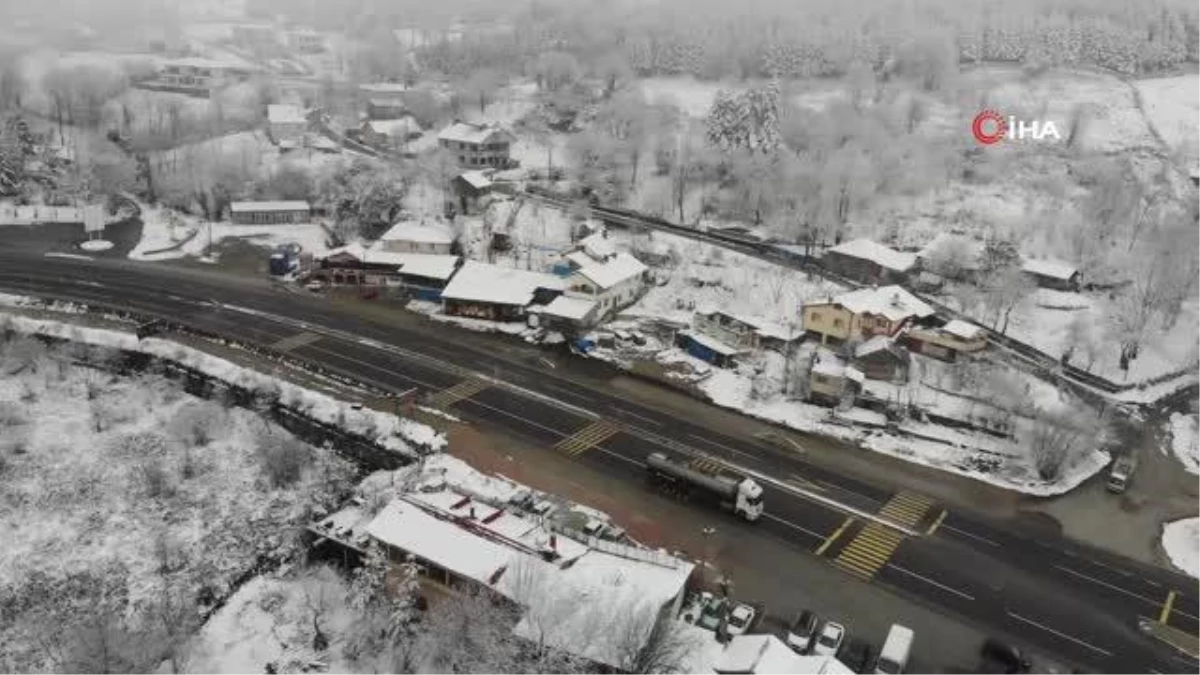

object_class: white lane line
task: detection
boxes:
[887,564,975,601]
[940,523,1000,546]
[542,382,596,404]
[1086,557,1152,584]
[611,405,662,427]
[687,433,754,459]
[763,513,825,540]
[1054,565,1199,620]
[1007,611,1113,656]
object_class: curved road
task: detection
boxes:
[0,252,1196,674]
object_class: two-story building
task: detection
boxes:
[561,232,649,320]
[801,285,935,346]
[377,219,456,255]
[437,121,516,168]
[267,104,307,145]
[359,117,422,152]
[904,318,987,362]
[156,57,253,97]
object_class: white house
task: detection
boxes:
[378,219,455,255]
[561,231,649,321]
[267,104,307,144]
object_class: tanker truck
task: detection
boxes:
[645,452,764,521]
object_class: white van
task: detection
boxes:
[875,624,914,674]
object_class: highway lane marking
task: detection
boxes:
[833,523,905,581]
[1007,611,1113,656]
[786,474,827,492]
[427,379,490,408]
[926,510,948,535]
[270,331,321,352]
[1160,591,1177,624]
[887,563,975,601]
[940,523,1000,546]
[541,382,597,404]
[611,405,661,427]
[815,517,853,556]
[1053,565,1198,620]
[555,420,623,457]
[762,513,825,540]
[686,433,754,459]
[878,491,934,528]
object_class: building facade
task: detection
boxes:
[229,200,310,224]
[438,121,516,168]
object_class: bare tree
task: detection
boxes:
[1026,408,1092,481]
[615,607,696,674]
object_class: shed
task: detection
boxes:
[823,238,915,285]
[452,170,496,214]
[539,295,600,330]
[852,336,910,382]
[378,220,456,255]
[1021,258,1080,291]
[677,330,742,368]
[229,200,310,224]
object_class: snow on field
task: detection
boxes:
[638,77,741,118]
[130,201,337,261]
[0,311,444,454]
[1135,75,1200,157]
[465,81,538,127]
[1167,412,1200,476]
[0,334,359,671]
[1161,518,1199,578]
[458,197,577,272]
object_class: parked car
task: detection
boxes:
[978,638,1031,674]
[839,638,876,674]
[874,624,914,674]
[814,621,845,656]
[697,596,729,632]
[786,610,819,654]
[726,603,756,636]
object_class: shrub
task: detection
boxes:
[256,433,311,488]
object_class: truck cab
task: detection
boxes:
[1107,455,1136,494]
[736,478,764,521]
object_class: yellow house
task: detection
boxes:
[802,286,934,345]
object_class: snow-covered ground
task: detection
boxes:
[1166,412,1200,476]
[1135,75,1200,157]
[1161,517,1199,578]
[130,200,337,262]
[0,331,358,671]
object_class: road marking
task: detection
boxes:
[941,523,1000,546]
[689,457,725,474]
[833,523,906,581]
[687,433,754,459]
[887,564,975,601]
[611,405,661,427]
[555,420,622,457]
[1161,591,1177,624]
[541,382,595,404]
[763,513,825,540]
[1007,611,1113,656]
[786,474,827,492]
[878,491,934,528]
[427,379,489,408]
[1053,565,1196,618]
[926,510,948,535]
[816,517,854,556]
[270,331,321,352]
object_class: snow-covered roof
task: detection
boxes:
[578,231,617,259]
[1022,258,1078,280]
[164,57,248,70]
[379,220,454,245]
[855,335,898,358]
[365,116,421,136]
[567,251,648,290]
[941,319,984,340]
[360,82,409,94]
[712,635,855,675]
[229,200,310,213]
[683,330,743,357]
[812,352,848,378]
[441,261,565,306]
[267,103,306,124]
[457,170,493,190]
[541,295,597,321]
[828,238,915,272]
[828,285,935,322]
[438,120,515,145]
[393,253,461,281]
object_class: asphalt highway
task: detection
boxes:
[0,252,1196,673]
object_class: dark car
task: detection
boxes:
[786,610,819,654]
[979,638,1032,674]
[838,638,875,674]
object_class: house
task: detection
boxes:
[801,286,935,345]
[917,233,983,281]
[904,318,987,362]
[315,243,461,291]
[452,170,496,215]
[359,117,422,151]
[807,350,863,407]
[229,200,310,224]
[692,309,803,357]
[267,104,307,144]
[367,98,408,120]
[1021,258,1081,292]
[822,238,916,285]
[378,219,456,255]
[156,57,253,97]
[359,83,409,105]
[287,29,324,53]
[352,455,694,671]
[561,231,649,320]
[440,261,565,321]
[710,634,854,675]
[852,336,910,382]
[537,295,602,333]
[438,121,516,169]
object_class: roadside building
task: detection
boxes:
[1021,258,1081,292]
[822,238,916,285]
[367,98,408,120]
[806,350,863,407]
[359,116,423,151]
[852,335,911,382]
[904,318,987,362]
[267,104,307,144]
[229,200,310,224]
[561,231,649,320]
[709,634,854,675]
[801,286,935,346]
[287,29,324,53]
[440,261,565,321]
[692,309,803,357]
[676,329,744,368]
[537,295,602,333]
[378,219,456,255]
[452,170,496,215]
[438,121,516,168]
[315,243,460,292]
[155,57,254,97]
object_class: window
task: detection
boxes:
[811,312,821,321]
[833,318,843,328]
[813,375,828,385]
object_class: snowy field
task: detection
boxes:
[1135,75,1200,157]
[0,331,358,672]
[1167,412,1199,476]
[130,200,338,262]
[1161,517,1199,578]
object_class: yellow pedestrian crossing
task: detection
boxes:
[689,457,724,474]
[555,420,621,457]
[427,379,489,408]
[878,491,935,528]
[833,522,906,581]
[270,331,321,352]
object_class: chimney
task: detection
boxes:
[469,506,476,519]
[549,534,557,551]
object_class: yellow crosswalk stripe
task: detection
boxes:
[427,379,489,408]
[555,420,621,457]
[878,491,935,528]
[833,523,906,581]
[270,331,321,352]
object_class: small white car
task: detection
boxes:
[813,621,845,657]
[726,603,756,636]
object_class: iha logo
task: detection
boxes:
[971,110,1061,145]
